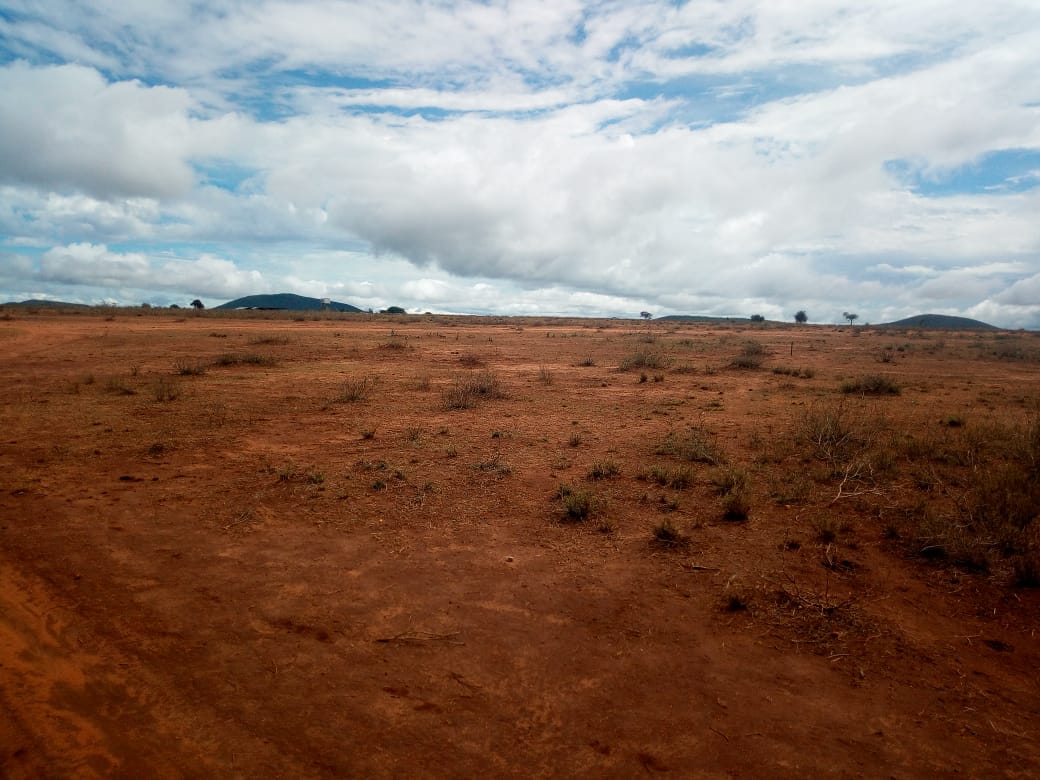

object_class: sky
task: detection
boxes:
[1,1,1039,326]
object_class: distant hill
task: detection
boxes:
[2,299,90,308]
[215,293,363,312]
[877,314,998,330]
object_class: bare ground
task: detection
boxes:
[1,310,1037,778]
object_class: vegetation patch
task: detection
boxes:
[442,371,504,410]
[657,426,726,465]
[650,518,689,550]
[841,374,900,395]
[619,351,671,371]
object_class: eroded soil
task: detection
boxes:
[1,310,1038,777]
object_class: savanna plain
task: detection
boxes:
[1,308,1038,778]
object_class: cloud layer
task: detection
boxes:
[1,1,1039,325]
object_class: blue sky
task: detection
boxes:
[1,1,1039,326]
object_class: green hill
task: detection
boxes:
[878,314,998,330]
[215,294,363,312]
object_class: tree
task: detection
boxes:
[640,311,652,320]
[190,299,204,310]
[381,305,407,314]
[750,314,765,323]
[794,310,808,324]
[843,311,858,325]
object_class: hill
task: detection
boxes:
[877,313,998,330]
[2,299,90,308]
[215,293,363,312]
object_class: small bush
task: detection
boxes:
[560,489,596,522]
[812,517,847,543]
[588,460,620,480]
[721,491,750,522]
[153,377,179,402]
[538,366,554,385]
[841,374,900,395]
[651,519,689,549]
[459,353,484,367]
[711,467,747,496]
[657,426,726,465]
[772,366,814,378]
[250,336,290,345]
[104,376,136,396]
[620,351,671,371]
[731,341,766,369]
[174,359,206,376]
[442,371,504,410]
[214,353,275,367]
[337,377,373,402]
[639,464,693,489]
[579,356,596,367]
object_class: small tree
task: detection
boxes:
[794,310,808,324]
[750,314,765,323]
[190,299,204,310]
[843,311,858,326]
[640,311,652,320]
[381,305,406,315]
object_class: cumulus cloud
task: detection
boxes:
[0,62,198,198]
[37,243,267,298]
[0,2,1039,327]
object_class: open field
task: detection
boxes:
[1,309,1038,778]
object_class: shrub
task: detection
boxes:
[588,460,620,480]
[174,359,206,376]
[153,377,179,402]
[214,353,275,367]
[104,376,136,395]
[538,366,554,385]
[620,351,671,371]
[337,377,373,402]
[442,371,504,409]
[657,426,726,465]
[841,374,900,395]
[651,519,689,549]
[711,467,747,496]
[638,464,693,489]
[731,341,766,369]
[721,491,750,521]
[560,489,596,522]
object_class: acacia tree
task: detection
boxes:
[794,310,808,324]
[640,311,652,320]
[191,299,204,310]
[843,311,859,325]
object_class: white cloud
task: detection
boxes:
[36,243,266,298]
[0,62,199,198]
[1,3,1039,327]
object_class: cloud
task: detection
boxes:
[0,62,196,198]
[37,243,267,298]
[0,3,1039,327]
